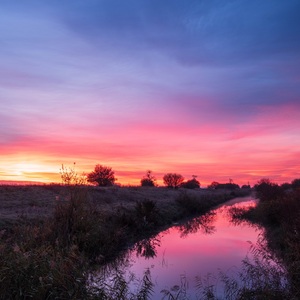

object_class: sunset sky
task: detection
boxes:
[1,0,300,186]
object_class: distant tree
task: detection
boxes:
[163,173,184,189]
[141,170,156,187]
[281,182,292,190]
[255,178,282,202]
[221,183,240,190]
[208,181,239,190]
[181,176,200,189]
[241,184,251,189]
[207,181,220,189]
[87,164,116,186]
[291,178,300,189]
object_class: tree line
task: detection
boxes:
[65,163,252,190]
[85,164,200,189]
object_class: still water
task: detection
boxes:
[98,196,262,298]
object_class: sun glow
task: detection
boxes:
[13,163,46,174]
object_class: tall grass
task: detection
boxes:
[0,185,251,299]
[228,185,300,298]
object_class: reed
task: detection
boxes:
[228,184,300,298]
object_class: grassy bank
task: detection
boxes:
[229,181,300,299]
[0,185,250,299]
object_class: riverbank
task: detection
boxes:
[0,185,250,299]
[230,183,300,299]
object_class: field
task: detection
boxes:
[0,184,248,229]
[0,184,250,299]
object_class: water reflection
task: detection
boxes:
[95,197,277,299]
[90,239,288,299]
[133,212,217,260]
[135,236,161,259]
[176,212,216,238]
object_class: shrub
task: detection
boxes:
[181,178,200,189]
[60,162,86,186]
[255,178,283,202]
[141,170,156,187]
[135,199,159,226]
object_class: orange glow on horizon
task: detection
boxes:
[0,154,299,187]
[1,103,299,187]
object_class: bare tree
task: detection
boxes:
[87,164,116,186]
[60,162,87,185]
[163,173,184,189]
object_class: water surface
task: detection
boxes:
[99,196,261,298]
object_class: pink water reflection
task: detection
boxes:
[127,196,260,297]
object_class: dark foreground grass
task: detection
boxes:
[228,186,300,299]
[0,185,250,299]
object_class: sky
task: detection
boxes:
[1,0,300,186]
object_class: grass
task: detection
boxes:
[0,184,251,299]
[227,185,300,299]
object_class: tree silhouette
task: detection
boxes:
[207,181,239,190]
[163,173,184,188]
[291,178,300,189]
[181,177,200,189]
[87,164,116,186]
[207,181,220,189]
[141,170,156,187]
[255,178,282,202]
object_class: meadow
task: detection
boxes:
[0,184,250,299]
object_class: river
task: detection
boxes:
[93,195,266,298]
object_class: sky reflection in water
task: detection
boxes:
[122,196,260,297]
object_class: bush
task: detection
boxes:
[255,178,283,202]
[181,178,200,189]
[135,199,159,226]
[141,170,156,187]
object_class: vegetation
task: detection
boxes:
[141,170,156,187]
[3,159,300,299]
[160,244,290,300]
[207,181,240,190]
[60,162,87,186]
[181,176,200,189]
[163,173,184,189]
[228,178,300,299]
[0,179,251,299]
[87,164,116,186]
